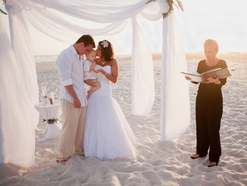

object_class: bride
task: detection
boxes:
[84,40,136,160]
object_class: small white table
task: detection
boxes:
[34,100,62,141]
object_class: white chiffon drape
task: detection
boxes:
[0,16,37,167]
[1,0,190,166]
[131,17,154,115]
[160,13,190,141]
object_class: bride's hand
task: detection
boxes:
[93,69,102,73]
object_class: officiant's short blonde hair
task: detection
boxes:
[204,39,219,52]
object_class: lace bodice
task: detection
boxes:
[95,65,111,84]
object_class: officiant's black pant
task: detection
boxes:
[195,85,223,162]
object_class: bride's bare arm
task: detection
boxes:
[107,59,118,83]
[94,59,119,84]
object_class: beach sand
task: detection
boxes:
[0,55,247,186]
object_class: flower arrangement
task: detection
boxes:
[0,0,7,15]
[43,118,59,124]
[146,0,183,18]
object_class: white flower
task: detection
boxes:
[102,40,109,48]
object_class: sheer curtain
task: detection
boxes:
[1,0,190,166]
[6,2,39,120]
[131,17,154,115]
[0,16,37,167]
[160,12,190,141]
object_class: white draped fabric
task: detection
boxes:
[1,0,190,166]
[160,13,190,141]
[6,1,39,108]
[131,17,154,115]
[0,16,37,167]
[34,101,62,141]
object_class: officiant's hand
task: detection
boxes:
[185,76,191,81]
[206,76,221,84]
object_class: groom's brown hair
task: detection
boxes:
[75,35,95,48]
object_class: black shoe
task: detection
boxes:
[208,161,219,167]
[190,153,201,159]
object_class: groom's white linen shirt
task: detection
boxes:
[56,45,87,106]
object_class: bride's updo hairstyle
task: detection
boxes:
[99,40,114,62]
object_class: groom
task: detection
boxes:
[56,35,95,164]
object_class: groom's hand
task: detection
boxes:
[73,98,81,108]
[65,85,82,108]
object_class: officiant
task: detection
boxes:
[186,39,228,167]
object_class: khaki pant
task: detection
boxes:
[57,99,87,161]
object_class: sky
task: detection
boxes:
[175,0,247,53]
[1,0,247,55]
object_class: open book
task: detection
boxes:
[181,68,231,83]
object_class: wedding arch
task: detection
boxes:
[0,0,190,167]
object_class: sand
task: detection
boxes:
[0,55,247,186]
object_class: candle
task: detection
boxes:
[49,92,54,104]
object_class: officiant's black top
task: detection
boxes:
[198,59,227,86]
[195,59,227,163]
[196,59,227,109]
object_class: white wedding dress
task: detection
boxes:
[84,65,136,160]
